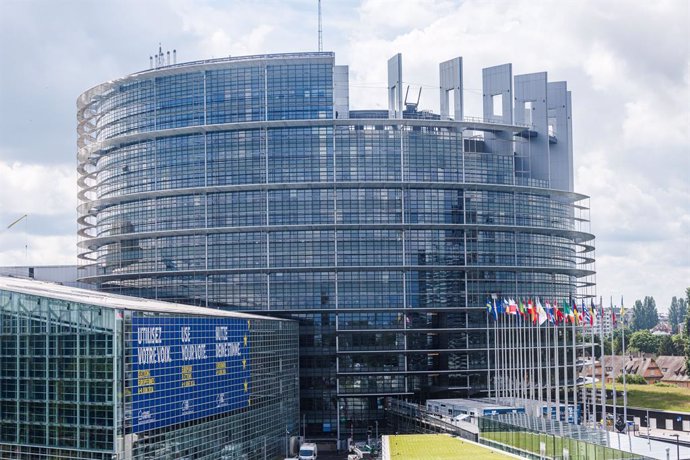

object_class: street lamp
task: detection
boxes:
[671,433,680,460]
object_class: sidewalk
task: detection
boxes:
[609,429,690,460]
[642,427,690,445]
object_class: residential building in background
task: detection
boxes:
[0,276,298,459]
[76,51,595,444]
[587,355,689,388]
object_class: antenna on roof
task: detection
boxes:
[150,44,177,69]
[318,0,323,52]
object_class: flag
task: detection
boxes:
[508,298,518,315]
[563,301,572,324]
[554,301,565,325]
[492,299,498,321]
[537,298,547,325]
[583,302,592,326]
[503,298,510,315]
[528,299,537,324]
[570,299,580,324]
[619,296,626,325]
[545,300,554,324]
[612,307,617,328]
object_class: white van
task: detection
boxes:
[298,442,317,460]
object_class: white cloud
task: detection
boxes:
[0,0,687,310]
[0,161,76,266]
[0,234,76,267]
[0,161,75,217]
[342,0,690,309]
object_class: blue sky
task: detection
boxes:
[0,0,688,310]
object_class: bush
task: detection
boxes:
[654,382,673,387]
[617,374,646,384]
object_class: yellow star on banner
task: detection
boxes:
[242,358,247,369]
[248,397,252,406]
[247,320,251,329]
[244,380,248,392]
[243,335,248,347]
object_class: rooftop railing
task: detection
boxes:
[134,51,335,76]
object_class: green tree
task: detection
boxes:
[645,296,659,329]
[611,327,630,354]
[680,298,688,328]
[671,334,687,356]
[628,330,660,354]
[657,335,674,355]
[631,297,659,331]
[669,296,682,334]
[592,333,612,358]
[632,299,645,331]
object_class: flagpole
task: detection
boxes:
[501,301,506,403]
[546,305,552,412]
[504,304,509,403]
[510,306,514,401]
[554,304,561,422]
[493,298,499,403]
[533,299,544,406]
[589,301,599,423]
[486,301,491,402]
[497,302,502,403]
[497,302,502,402]
[529,305,535,403]
[611,296,617,428]
[516,306,521,402]
[622,295,627,429]
[520,307,525,402]
[562,301,569,422]
[508,305,518,399]
[599,296,606,429]
[572,304,578,424]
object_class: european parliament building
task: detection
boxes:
[77,51,595,443]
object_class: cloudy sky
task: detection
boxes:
[0,0,688,310]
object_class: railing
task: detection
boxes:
[386,399,478,442]
[461,115,532,129]
[477,415,656,460]
[132,51,334,75]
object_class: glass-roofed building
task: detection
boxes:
[0,276,298,459]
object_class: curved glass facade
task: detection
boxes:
[78,52,595,442]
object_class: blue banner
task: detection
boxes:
[131,315,251,433]
[542,405,581,424]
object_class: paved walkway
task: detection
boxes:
[643,427,690,444]
[608,430,690,460]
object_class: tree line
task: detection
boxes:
[593,288,690,365]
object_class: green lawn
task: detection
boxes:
[388,434,515,459]
[603,383,690,412]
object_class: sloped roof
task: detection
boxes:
[657,356,689,383]
[0,275,282,321]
